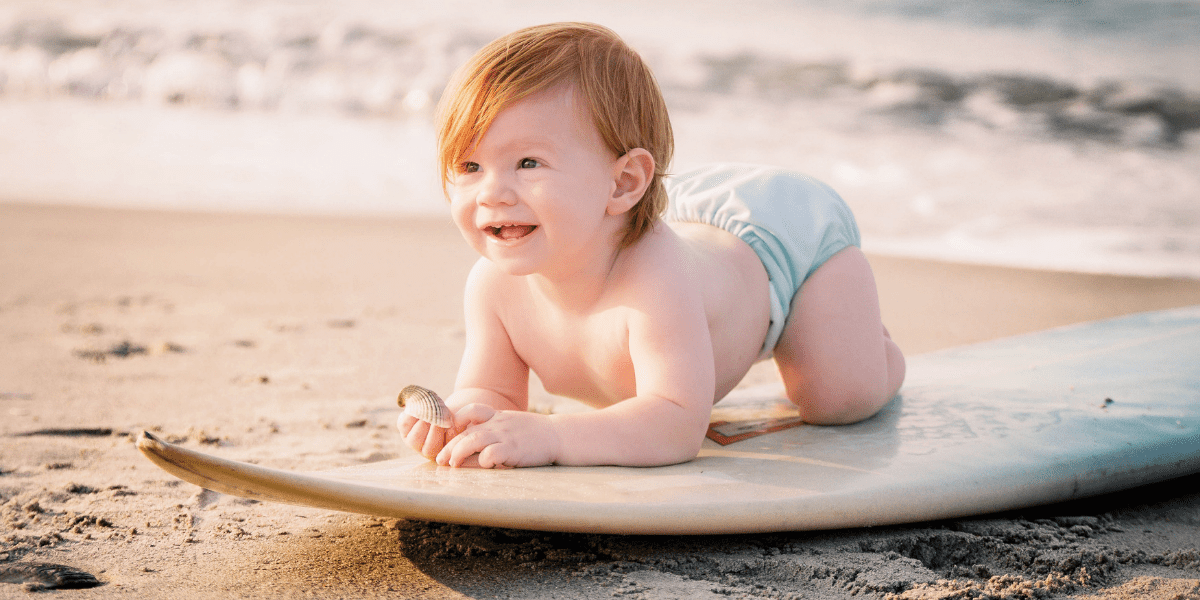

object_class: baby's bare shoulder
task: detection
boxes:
[611,227,704,304]
[465,257,526,294]
[463,257,529,314]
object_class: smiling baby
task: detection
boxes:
[398,22,905,468]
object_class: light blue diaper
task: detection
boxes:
[664,164,861,361]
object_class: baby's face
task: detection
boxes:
[448,85,623,277]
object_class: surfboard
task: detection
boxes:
[137,305,1200,535]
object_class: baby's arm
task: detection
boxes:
[398,260,529,459]
[547,295,716,466]
[437,266,717,468]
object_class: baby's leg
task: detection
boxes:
[773,247,905,425]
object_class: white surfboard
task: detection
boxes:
[137,306,1200,535]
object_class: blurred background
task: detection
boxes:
[2,0,1198,278]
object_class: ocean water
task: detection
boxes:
[817,0,1200,43]
[1,0,1198,277]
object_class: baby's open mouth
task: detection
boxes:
[487,224,537,241]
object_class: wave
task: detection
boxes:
[2,7,1196,144]
[1,0,1198,278]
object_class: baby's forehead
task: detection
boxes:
[508,83,589,124]
[481,85,603,144]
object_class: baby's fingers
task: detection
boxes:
[438,429,496,468]
[402,417,430,454]
[397,413,419,436]
[452,404,498,432]
[400,417,448,460]
[476,444,516,469]
[422,425,452,459]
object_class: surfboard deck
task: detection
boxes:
[137,306,1200,535]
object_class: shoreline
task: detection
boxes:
[6,93,1199,281]
[2,202,1199,599]
[7,200,1199,356]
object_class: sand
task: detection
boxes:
[2,202,1199,599]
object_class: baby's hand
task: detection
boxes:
[397,412,458,460]
[397,385,465,459]
[436,405,560,469]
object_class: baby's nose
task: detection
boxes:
[477,173,518,206]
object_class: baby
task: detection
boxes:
[399,22,905,468]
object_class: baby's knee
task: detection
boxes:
[787,377,893,426]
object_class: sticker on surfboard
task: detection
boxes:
[706,416,806,445]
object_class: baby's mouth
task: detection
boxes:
[486,224,537,241]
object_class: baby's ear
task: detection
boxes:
[607,148,654,216]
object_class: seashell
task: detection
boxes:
[397,385,453,429]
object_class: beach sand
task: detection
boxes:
[2,202,1199,599]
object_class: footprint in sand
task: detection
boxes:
[0,562,101,591]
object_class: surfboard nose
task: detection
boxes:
[136,430,164,451]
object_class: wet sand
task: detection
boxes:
[1,202,1199,599]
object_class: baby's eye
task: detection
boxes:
[460,162,479,174]
[518,158,540,169]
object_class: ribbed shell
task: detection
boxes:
[397,385,453,429]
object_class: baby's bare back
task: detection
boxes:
[670,221,772,397]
